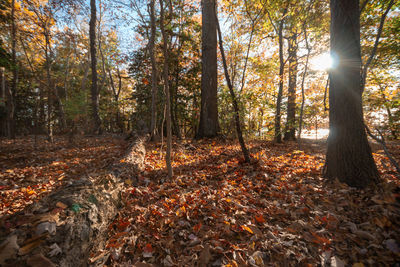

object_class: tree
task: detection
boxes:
[89,0,102,134]
[324,0,379,188]
[149,0,158,140]
[266,2,289,143]
[160,0,173,178]
[197,0,218,138]
[216,12,250,163]
[283,24,298,141]
[7,0,16,139]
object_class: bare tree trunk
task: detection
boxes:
[216,13,250,163]
[298,25,310,141]
[324,0,379,188]
[89,0,102,134]
[149,0,159,140]
[7,0,16,139]
[274,7,288,143]
[160,0,173,178]
[197,0,219,138]
[44,30,54,142]
[284,27,298,141]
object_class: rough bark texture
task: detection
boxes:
[2,135,147,266]
[324,0,379,188]
[284,28,298,141]
[90,0,102,135]
[197,0,219,138]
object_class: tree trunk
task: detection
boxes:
[274,7,288,143]
[149,0,159,140]
[298,25,310,141]
[89,0,102,134]
[284,28,298,141]
[197,0,219,138]
[324,0,379,188]
[216,12,250,163]
[7,0,16,139]
[160,0,173,178]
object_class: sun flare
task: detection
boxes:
[310,52,334,71]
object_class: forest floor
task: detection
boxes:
[0,135,399,266]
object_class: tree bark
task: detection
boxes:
[149,0,159,140]
[197,0,219,138]
[89,0,102,134]
[324,0,379,188]
[274,6,288,143]
[160,0,173,178]
[284,27,298,141]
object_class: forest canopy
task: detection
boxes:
[0,0,398,141]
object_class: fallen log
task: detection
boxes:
[0,135,148,267]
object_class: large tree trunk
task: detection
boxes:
[274,7,288,143]
[197,0,219,138]
[149,0,159,140]
[160,0,173,178]
[89,0,102,134]
[284,28,298,141]
[324,0,379,188]
[4,136,148,266]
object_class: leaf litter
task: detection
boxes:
[1,136,399,266]
[99,138,400,266]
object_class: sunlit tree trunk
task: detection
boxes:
[274,7,288,143]
[89,0,102,134]
[197,0,219,138]
[324,0,379,188]
[298,25,310,141]
[284,28,298,141]
[160,0,173,178]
